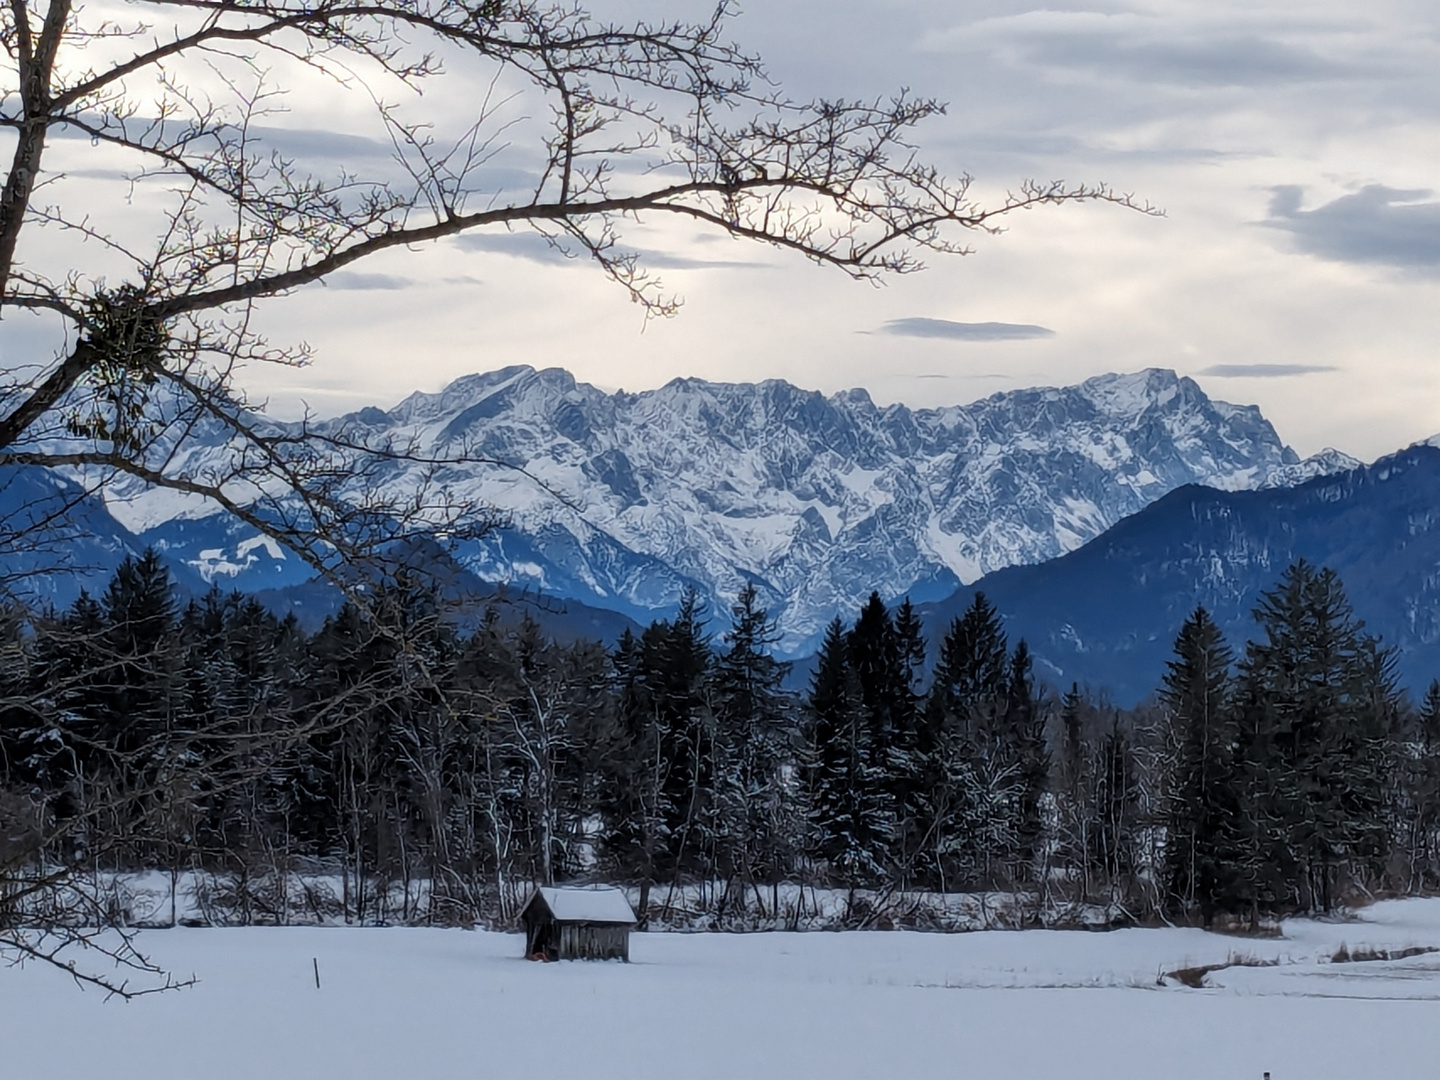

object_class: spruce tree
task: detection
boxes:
[922,593,1023,886]
[1056,683,1093,897]
[1410,680,1440,889]
[654,589,715,879]
[713,584,795,894]
[886,598,928,884]
[929,594,1009,752]
[805,618,892,886]
[1233,562,1395,913]
[1161,606,1238,920]
[846,594,902,767]
[1005,640,1049,881]
[100,549,180,759]
[597,627,663,907]
[1093,714,1139,891]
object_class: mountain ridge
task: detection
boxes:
[72,365,1357,654]
[917,442,1440,703]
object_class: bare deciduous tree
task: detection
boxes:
[0,1,1141,533]
[0,0,1147,991]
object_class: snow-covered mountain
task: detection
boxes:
[90,366,1357,654]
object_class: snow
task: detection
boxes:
[529,886,636,924]
[921,518,984,585]
[236,535,286,561]
[97,482,216,533]
[187,535,287,582]
[78,365,1362,653]
[5,899,1440,1078]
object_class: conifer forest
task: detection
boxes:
[2,552,1435,931]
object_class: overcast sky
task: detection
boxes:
[18,0,1440,460]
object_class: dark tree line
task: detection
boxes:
[2,552,1436,929]
[1161,561,1411,922]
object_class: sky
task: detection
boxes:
[13,0,1440,460]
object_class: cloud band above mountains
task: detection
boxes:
[876,318,1056,341]
[1199,363,1339,378]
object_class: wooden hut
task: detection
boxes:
[519,886,637,961]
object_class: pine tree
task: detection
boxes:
[1410,680,1440,889]
[846,593,902,768]
[805,618,892,886]
[885,597,928,884]
[1161,606,1238,920]
[929,594,1009,751]
[1056,683,1094,898]
[598,627,669,921]
[653,589,715,879]
[21,593,108,800]
[100,549,180,760]
[1092,714,1139,892]
[921,596,1036,892]
[712,584,796,897]
[0,602,35,788]
[1232,561,1395,913]
[1005,640,1049,881]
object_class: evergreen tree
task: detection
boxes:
[16,594,101,795]
[0,603,34,788]
[805,618,892,885]
[712,584,796,894]
[1232,561,1396,913]
[1161,606,1238,920]
[1005,640,1049,881]
[1409,680,1440,889]
[846,593,905,794]
[1092,714,1139,891]
[1055,683,1094,897]
[929,594,1009,752]
[100,549,180,759]
[922,594,1023,886]
[885,597,928,884]
[653,589,715,879]
[597,627,669,920]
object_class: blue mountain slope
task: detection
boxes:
[138,514,314,592]
[0,466,639,643]
[250,535,643,643]
[0,466,162,605]
[917,445,1440,704]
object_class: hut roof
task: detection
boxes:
[523,886,637,925]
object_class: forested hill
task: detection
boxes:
[920,442,1440,703]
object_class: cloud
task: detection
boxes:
[322,272,415,290]
[54,118,395,162]
[633,252,771,271]
[451,230,767,270]
[1025,32,1352,89]
[250,125,393,162]
[1263,185,1440,273]
[1198,363,1339,377]
[931,11,1366,90]
[876,318,1055,342]
[452,231,576,264]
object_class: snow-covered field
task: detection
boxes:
[6,899,1440,1079]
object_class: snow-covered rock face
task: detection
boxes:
[121,366,1352,654]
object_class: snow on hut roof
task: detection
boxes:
[528,886,637,924]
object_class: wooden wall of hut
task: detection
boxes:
[557,924,629,962]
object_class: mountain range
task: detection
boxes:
[21,364,1439,703]
[58,365,1354,656]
